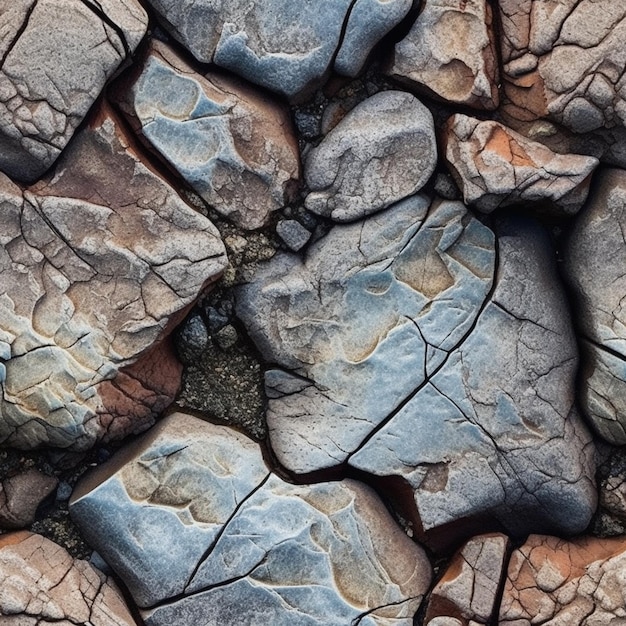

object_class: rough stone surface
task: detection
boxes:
[444,114,599,215]
[235,195,597,546]
[499,534,626,625]
[388,0,499,110]
[114,41,300,230]
[143,0,412,100]
[499,0,626,133]
[276,219,311,252]
[70,412,432,624]
[0,468,57,529]
[304,91,437,221]
[0,102,227,450]
[564,169,626,444]
[425,533,510,625]
[0,0,148,183]
[0,530,137,625]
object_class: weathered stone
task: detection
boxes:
[304,91,437,221]
[0,468,57,529]
[388,0,499,110]
[276,219,311,252]
[235,195,596,546]
[0,531,137,625]
[499,534,626,625]
[425,533,510,625]
[143,0,412,100]
[0,0,148,182]
[444,114,599,215]
[70,412,432,624]
[114,41,300,230]
[564,169,626,444]
[499,0,626,133]
[0,103,227,450]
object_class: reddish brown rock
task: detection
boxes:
[0,468,57,529]
[499,534,626,625]
[0,531,138,625]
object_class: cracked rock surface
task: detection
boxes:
[114,40,300,230]
[69,412,432,625]
[0,0,148,183]
[0,102,227,450]
[499,534,626,625]
[388,0,499,110]
[304,91,437,222]
[235,195,596,544]
[142,0,412,100]
[444,114,599,215]
[0,530,137,625]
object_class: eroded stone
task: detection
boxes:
[0,468,57,529]
[0,0,148,182]
[70,412,432,624]
[304,92,437,221]
[0,103,227,450]
[444,114,599,214]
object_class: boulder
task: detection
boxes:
[0,468,57,529]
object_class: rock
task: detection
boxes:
[0,531,137,625]
[499,534,626,625]
[276,219,312,252]
[114,41,300,230]
[564,169,626,444]
[593,448,626,537]
[70,412,432,625]
[0,102,227,450]
[304,91,437,221]
[388,0,499,110]
[143,0,412,100]
[425,533,510,625]
[444,114,599,215]
[234,195,597,547]
[0,0,148,183]
[499,0,626,133]
[0,468,58,529]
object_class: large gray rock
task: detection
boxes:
[142,0,412,100]
[70,412,432,625]
[235,195,597,546]
[304,92,437,221]
[564,168,626,444]
[388,0,499,110]
[0,102,227,450]
[0,0,148,182]
[114,41,300,230]
[499,0,626,133]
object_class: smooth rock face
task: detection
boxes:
[115,41,300,230]
[564,169,626,444]
[0,103,227,450]
[444,115,599,214]
[235,196,597,544]
[499,0,626,133]
[143,0,412,100]
[0,0,148,182]
[304,92,437,221]
[499,534,626,625]
[389,0,499,110]
[0,468,57,529]
[0,531,137,625]
[70,412,432,625]
[425,533,510,625]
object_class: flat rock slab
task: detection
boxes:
[143,0,412,100]
[0,0,148,182]
[70,412,432,625]
[234,195,597,546]
[444,114,599,214]
[499,0,626,133]
[564,168,626,444]
[499,534,626,625]
[0,531,137,625]
[304,91,437,221]
[388,0,499,110]
[0,102,227,450]
[114,40,300,230]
